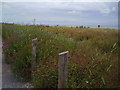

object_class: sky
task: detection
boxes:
[1,0,119,28]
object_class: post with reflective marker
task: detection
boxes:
[58,51,69,88]
[32,38,37,74]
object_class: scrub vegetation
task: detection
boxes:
[2,23,119,88]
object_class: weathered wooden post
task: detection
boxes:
[58,51,69,88]
[31,38,37,72]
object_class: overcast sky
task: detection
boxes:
[1,0,119,28]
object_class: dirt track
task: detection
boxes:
[1,36,27,88]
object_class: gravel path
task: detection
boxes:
[1,36,33,88]
[2,54,27,88]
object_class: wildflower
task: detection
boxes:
[75,61,79,64]
[89,69,92,75]
[32,73,34,76]
[46,66,48,68]
[31,71,34,73]
[68,56,71,59]
[54,64,58,67]
[85,81,89,84]
[41,74,45,77]
[79,66,82,70]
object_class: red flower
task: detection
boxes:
[54,64,58,67]
[79,66,82,70]
[46,66,48,68]
[68,56,71,59]
[75,61,79,64]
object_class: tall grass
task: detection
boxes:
[2,23,119,88]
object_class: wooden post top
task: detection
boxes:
[59,51,69,56]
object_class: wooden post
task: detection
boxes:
[31,38,37,70]
[58,51,69,88]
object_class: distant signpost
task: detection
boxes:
[33,19,36,25]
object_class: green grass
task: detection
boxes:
[2,23,119,88]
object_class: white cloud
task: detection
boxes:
[67,10,80,14]
[3,2,117,16]
[112,7,117,11]
[63,2,113,15]
[2,2,116,17]
[100,8,111,14]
